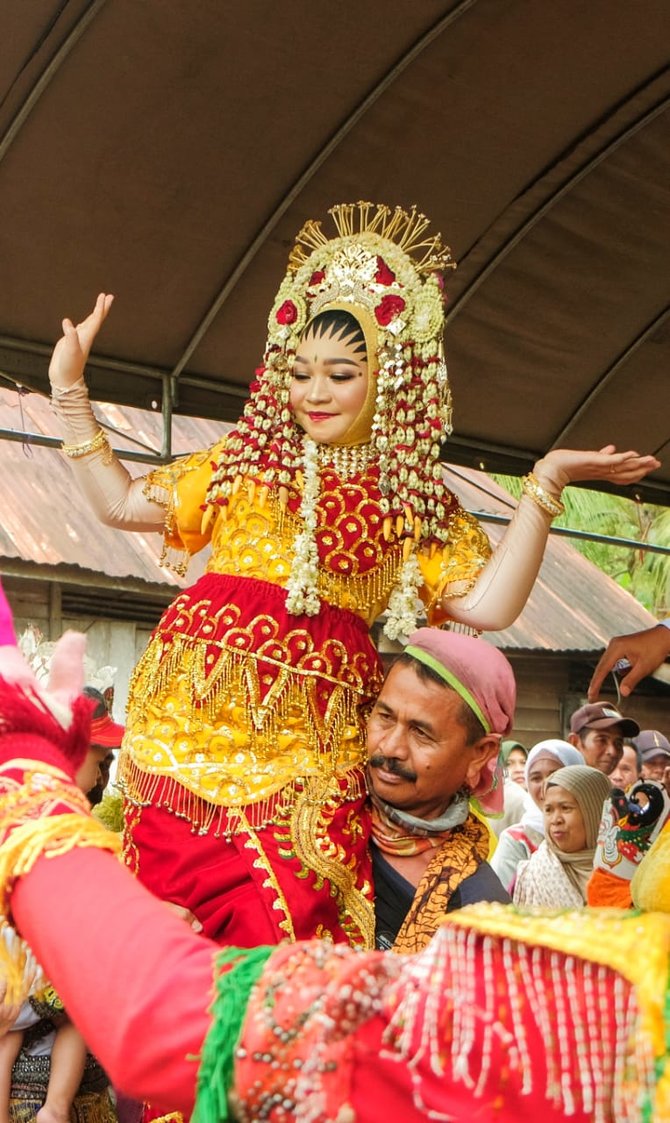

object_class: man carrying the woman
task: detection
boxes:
[367,627,513,952]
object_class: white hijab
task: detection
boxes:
[521,739,585,834]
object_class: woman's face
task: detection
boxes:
[290,324,369,444]
[506,749,527,787]
[526,756,563,808]
[543,784,587,853]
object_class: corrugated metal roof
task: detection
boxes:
[0,386,657,651]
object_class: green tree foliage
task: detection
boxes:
[494,478,670,618]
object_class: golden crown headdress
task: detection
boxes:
[289,202,454,274]
[267,202,455,351]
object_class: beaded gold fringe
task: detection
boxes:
[317,546,401,622]
[123,634,370,828]
[268,490,404,621]
[118,753,366,837]
[130,631,364,738]
[142,478,191,576]
[0,816,121,1006]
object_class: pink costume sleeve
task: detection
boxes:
[50,380,166,530]
[12,847,216,1115]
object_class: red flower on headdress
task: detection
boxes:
[309,270,326,286]
[375,257,396,286]
[375,294,406,326]
[276,300,298,325]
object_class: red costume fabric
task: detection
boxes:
[125,782,372,946]
[14,849,212,1114]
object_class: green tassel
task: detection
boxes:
[193,945,274,1123]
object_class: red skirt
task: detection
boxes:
[124,778,374,948]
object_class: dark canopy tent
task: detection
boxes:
[0,0,668,502]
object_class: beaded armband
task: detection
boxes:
[61,428,113,464]
[0,759,121,1005]
[521,472,565,518]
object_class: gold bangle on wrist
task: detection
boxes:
[61,428,112,463]
[521,472,565,518]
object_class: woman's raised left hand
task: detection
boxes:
[532,445,661,495]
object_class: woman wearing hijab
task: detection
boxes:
[490,740,529,839]
[491,740,584,892]
[513,764,612,909]
[502,741,528,787]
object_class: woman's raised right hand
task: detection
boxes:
[48,292,114,389]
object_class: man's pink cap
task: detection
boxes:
[404,628,517,816]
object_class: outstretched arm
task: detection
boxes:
[49,294,166,531]
[588,622,670,700]
[445,446,660,632]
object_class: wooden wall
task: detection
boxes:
[508,655,668,746]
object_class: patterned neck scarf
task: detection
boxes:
[392,813,492,953]
[369,786,470,857]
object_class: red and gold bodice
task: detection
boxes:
[146,440,491,626]
[119,443,490,818]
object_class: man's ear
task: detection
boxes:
[567,732,582,750]
[464,735,502,791]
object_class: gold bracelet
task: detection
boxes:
[521,472,565,518]
[61,428,111,462]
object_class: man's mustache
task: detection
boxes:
[368,754,417,782]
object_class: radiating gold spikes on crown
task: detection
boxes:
[288,201,455,276]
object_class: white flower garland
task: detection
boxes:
[384,552,423,640]
[285,436,322,616]
[286,435,424,633]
